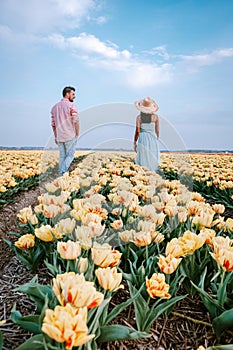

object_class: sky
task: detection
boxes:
[0,0,233,150]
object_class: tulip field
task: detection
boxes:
[1,150,233,350]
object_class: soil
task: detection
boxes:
[1,160,233,350]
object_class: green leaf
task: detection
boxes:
[14,279,53,300]
[127,281,149,331]
[217,271,233,308]
[213,308,233,339]
[15,334,45,350]
[5,231,21,238]
[88,298,111,334]
[13,278,53,312]
[143,295,186,332]
[0,330,3,350]
[11,306,41,334]
[191,281,224,318]
[98,325,150,344]
[105,284,144,324]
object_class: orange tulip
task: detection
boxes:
[146,273,171,299]
[14,234,35,250]
[42,305,94,349]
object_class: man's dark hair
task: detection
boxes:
[62,86,75,97]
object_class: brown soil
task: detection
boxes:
[1,161,233,350]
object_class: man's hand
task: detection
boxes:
[134,142,137,152]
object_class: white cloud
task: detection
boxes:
[94,16,108,25]
[180,48,233,72]
[0,0,98,33]
[47,32,173,88]
[143,45,170,60]
[66,33,131,59]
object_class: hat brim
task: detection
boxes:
[135,100,159,113]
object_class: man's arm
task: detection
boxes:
[51,114,57,143]
[74,117,79,138]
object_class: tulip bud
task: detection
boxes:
[78,257,89,273]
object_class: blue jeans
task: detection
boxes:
[57,137,77,175]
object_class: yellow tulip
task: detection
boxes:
[53,272,104,309]
[118,229,135,243]
[91,242,122,268]
[226,218,233,232]
[165,238,184,258]
[57,241,81,260]
[146,273,171,299]
[158,254,182,274]
[75,227,93,250]
[179,230,206,252]
[110,219,124,230]
[164,205,177,217]
[17,206,34,224]
[42,304,94,349]
[200,228,216,248]
[151,231,165,244]
[44,182,59,193]
[43,204,70,219]
[210,247,233,272]
[177,209,188,223]
[54,218,76,236]
[154,212,166,226]
[212,203,225,214]
[132,231,152,247]
[95,267,123,291]
[35,225,54,242]
[14,234,35,249]
[0,185,7,192]
[78,257,89,274]
[28,214,38,225]
[192,212,214,229]
[72,198,85,211]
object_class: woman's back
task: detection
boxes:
[134,97,160,172]
[140,122,155,133]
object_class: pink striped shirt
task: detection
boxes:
[51,98,78,142]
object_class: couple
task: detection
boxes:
[51,87,160,175]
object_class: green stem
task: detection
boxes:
[145,245,149,261]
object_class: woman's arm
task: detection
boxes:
[155,115,159,139]
[134,115,141,152]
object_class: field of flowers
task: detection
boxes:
[1,151,233,350]
[0,150,90,208]
[160,153,233,209]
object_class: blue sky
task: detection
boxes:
[0,0,233,150]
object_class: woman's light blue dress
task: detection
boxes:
[135,122,160,172]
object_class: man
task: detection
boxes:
[51,86,79,175]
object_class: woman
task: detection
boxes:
[134,97,160,172]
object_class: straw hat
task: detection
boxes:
[135,97,159,113]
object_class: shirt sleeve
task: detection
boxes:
[51,107,56,127]
[71,103,79,123]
